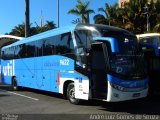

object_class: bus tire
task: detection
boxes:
[67,82,80,105]
[12,77,18,91]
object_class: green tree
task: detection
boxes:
[9,21,56,37]
[94,3,118,26]
[10,23,26,37]
[115,0,148,33]
[68,0,95,24]
[36,21,57,33]
[153,0,160,32]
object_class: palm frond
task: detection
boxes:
[68,9,80,15]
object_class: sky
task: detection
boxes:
[0,0,117,35]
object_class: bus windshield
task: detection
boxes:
[139,36,160,49]
[74,24,147,79]
[97,28,147,79]
[109,53,146,79]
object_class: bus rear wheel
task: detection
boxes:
[67,83,80,105]
[12,77,18,91]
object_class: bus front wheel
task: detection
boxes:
[67,83,80,105]
[12,77,18,91]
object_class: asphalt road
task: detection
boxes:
[0,84,160,120]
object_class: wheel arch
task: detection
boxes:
[63,80,74,99]
[11,76,16,84]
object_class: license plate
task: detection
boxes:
[133,93,140,97]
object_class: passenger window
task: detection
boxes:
[74,30,91,49]
[26,42,35,58]
[14,45,21,59]
[43,37,56,56]
[55,33,74,55]
[35,40,43,57]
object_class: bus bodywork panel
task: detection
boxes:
[107,75,148,102]
[1,55,74,92]
[1,55,90,100]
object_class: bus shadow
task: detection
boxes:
[0,84,12,91]
[98,97,160,115]
[22,87,64,99]
[0,94,10,97]
[0,84,64,99]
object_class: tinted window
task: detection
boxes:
[2,32,75,59]
[26,42,35,57]
[97,28,137,53]
[2,47,14,60]
[2,49,8,60]
[35,40,43,57]
[55,33,74,54]
[14,45,21,59]
[43,37,56,56]
[74,30,92,49]
[43,33,74,55]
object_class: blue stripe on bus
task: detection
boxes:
[107,74,148,88]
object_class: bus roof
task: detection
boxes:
[2,24,77,50]
[0,35,24,49]
[137,33,160,38]
[0,35,23,40]
[2,23,134,50]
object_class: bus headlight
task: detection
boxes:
[110,83,125,91]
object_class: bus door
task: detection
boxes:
[90,42,108,99]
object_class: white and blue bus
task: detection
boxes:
[137,33,160,94]
[1,24,148,104]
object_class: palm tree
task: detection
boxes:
[9,21,57,37]
[68,0,95,24]
[115,0,148,33]
[10,23,26,37]
[154,13,160,32]
[45,21,57,30]
[153,0,160,32]
[94,14,107,24]
[94,3,118,26]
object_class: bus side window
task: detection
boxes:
[18,44,27,58]
[55,33,74,55]
[26,42,35,58]
[55,35,64,54]
[35,40,43,57]
[14,45,22,59]
[9,47,15,59]
[43,37,56,56]
[74,30,91,49]
[60,32,74,54]
[2,50,6,60]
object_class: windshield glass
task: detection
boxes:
[94,26,147,79]
[109,53,147,79]
[96,26,138,54]
[74,24,147,79]
[74,30,92,49]
[139,36,160,49]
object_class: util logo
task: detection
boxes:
[0,60,15,76]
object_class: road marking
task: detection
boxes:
[0,89,39,101]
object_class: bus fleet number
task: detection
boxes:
[60,59,69,66]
